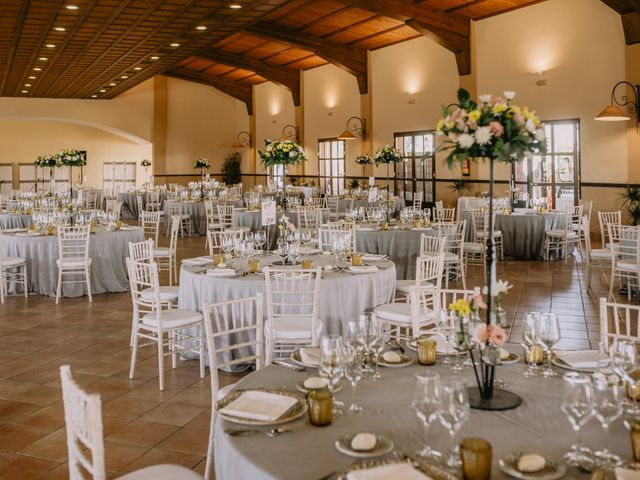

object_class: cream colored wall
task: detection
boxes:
[626,44,640,183]
[0,119,151,188]
[303,64,362,178]
[254,82,296,175]
[164,76,249,176]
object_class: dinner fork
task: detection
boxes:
[225,426,290,437]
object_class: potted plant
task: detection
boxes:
[620,184,640,225]
[222,152,242,185]
[349,178,360,190]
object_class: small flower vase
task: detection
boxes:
[491,305,506,328]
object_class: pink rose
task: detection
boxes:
[491,95,506,106]
[489,121,504,138]
[513,113,525,126]
[472,324,506,346]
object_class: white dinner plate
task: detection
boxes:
[378,354,414,368]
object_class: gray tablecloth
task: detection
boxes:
[178,253,396,337]
[0,213,32,230]
[214,349,629,480]
[117,192,166,219]
[233,209,331,250]
[0,226,143,297]
[355,226,429,280]
[461,212,566,260]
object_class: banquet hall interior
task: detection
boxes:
[1,0,640,478]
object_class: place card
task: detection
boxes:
[261,199,276,226]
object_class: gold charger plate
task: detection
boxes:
[215,388,307,426]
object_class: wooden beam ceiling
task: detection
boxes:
[165,66,254,114]
[197,47,301,105]
[601,0,640,44]
[246,21,368,94]
[338,0,471,75]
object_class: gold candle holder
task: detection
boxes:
[351,254,363,267]
[631,422,640,463]
[412,219,421,229]
[417,337,437,365]
[302,259,313,269]
[249,259,260,273]
[306,386,332,426]
[625,371,640,401]
[213,253,224,265]
[460,437,492,480]
[47,225,55,236]
[523,345,544,365]
[380,221,388,231]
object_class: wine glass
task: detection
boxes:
[318,335,345,415]
[288,242,300,264]
[255,230,267,254]
[522,312,541,377]
[366,315,384,380]
[276,238,288,265]
[221,236,234,260]
[561,372,595,470]
[438,378,470,469]
[593,375,623,467]
[343,343,363,415]
[537,313,561,377]
[610,340,640,422]
[411,372,442,461]
[437,311,456,368]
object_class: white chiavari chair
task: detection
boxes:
[202,293,264,480]
[609,225,640,302]
[317,222,356,252]
[217,204,235,230]
[127,258,204,391]
[470,208,503,260]
[325,195,340,221]
[60,365,202,480]
[136,195,145,225]
[146,190,161,212]
[141,210,161,245]
[395,253,445,300]
[419,234,446,256]
[413,191,424,209]
[599,211,622,247]
[599,298,640,350]
[544,209,581,262]
[373,285,438,341]
[433,207,456,223]
[437,220,467,289]
[300,207,322,237]
[586,215,617,290]
[56,225,92,304]
[0,243,28,304]
[263,267,322,363]
[166,201,192,237]
[153,215,179,286]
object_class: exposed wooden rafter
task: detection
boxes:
[601,0,640,44]
[165,67,254,115]
[246,22,368,94]
[338,0,471,75]
[197,48,301,105]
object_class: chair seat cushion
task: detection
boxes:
[141,286,179,301]
[373,303,435,323]
[477,230,502,238]
[444,252,459,263]
[142,310,202,329]
[546,230,577,239]
[267,317,314,340]
[616,260,640,272]
[1,257,26,267]
[56,256,92,268]
[116,464,202,480]
[218,382,235,400]
[153,247,171,257]
[395,280,435,294]
[590,248,613,259]
[463,242,484,253]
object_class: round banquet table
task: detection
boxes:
[178,253,395,337]
[461,211,566,260]
[232,209,331,250]
[355,225,431,280]
[0,226,144,297]
[339,197,406,214]
[117,192,166,219]
[214,348,630,480]
[162,199,245,236]
[0,213,32,230]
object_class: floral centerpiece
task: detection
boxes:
[194,158,210,198]
[373,145,402,220]
[355,154,372,166]
[141,159,151,167]
[259,139,306,211]
[34,155,58,168]
[277,214,296,239]
[436,88,546,411]
[57,149,87,167]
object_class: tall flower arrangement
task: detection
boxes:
[436,88,546,410]
[373,145,402,221]
[34,155,58,168]
[193,158,210,198]
[57,149,87,167]
[355,154,372,166]
[259,139,306,211]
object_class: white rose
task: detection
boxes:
[535,128,545,141]
[479,94,491,103]
[474,126,492,145]
[525,119,536,132]
[503,91,516,100]
[289,151,295,157]
[458,133,475,149]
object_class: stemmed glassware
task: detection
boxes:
[343,343,363,415]
[276,238,288,265]
[522,312,541,377]
[366,315,384,380]
[438,378,470,469]
[319,335,345,415]
[221,236,234,260]
[437,312,456,368]
[411,372,442,461]
[254,231,266,254]
[592,375,623,467]
[561,372,595,469]
[288,242,300,264]
[537,313,561,377]
[610,340,640,423]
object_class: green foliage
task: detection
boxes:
[620,184,640,225]
[258,139,306,167]
[448,178,471,196]
[349,178,360,189]
[222,152,242,185]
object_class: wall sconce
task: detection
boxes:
[232,131,251,149]
[280,124,300,142]
[595,81,639,132]
[337,116,366,141]
[407,93,416,105]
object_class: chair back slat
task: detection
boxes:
[57,225,91,260]
[600,298,640,349]
[128,239,153,262]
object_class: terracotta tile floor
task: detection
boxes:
[0,230,623,479]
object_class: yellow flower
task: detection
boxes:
[467,110,481,122]
[446,120,455,129]
[449,298,471,317]
[492,103,507,114]
[276,144,283,150]
[436,119,446,132]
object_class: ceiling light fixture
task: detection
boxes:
[21,90,28,93]
[28,76,36,79]
[109,82,116,86]
[196,25,207,31]
[121,75,128,79]
[337,116,367,141]
[39,57,48,61]
[66,4,79,10]
[33,67,41,71]
[46,44,56,48]
[99,89,106,93]
[150,56,159,60]
[133,66,142,70]
[229,3,242,9]
[91,95,97,98]
[54,27,66,32]
[24,84,31,87]
[170,43,180,47]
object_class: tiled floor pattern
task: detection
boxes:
[0,230,623,479]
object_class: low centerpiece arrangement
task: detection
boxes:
[437,88,546,410]
[259,139,306,211]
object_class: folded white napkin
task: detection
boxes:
[362,254,387,261]
[219,390,298,422]
[299,347,321,366]
[206,268,236,277]
[348,265,378,274]
[555,350,602,369]
[183,256,212,266]
[346,463,432,480]
[616,467,640,480]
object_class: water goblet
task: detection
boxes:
[522,312,541,377]
[561,372,595,470]
[593,375,623,467]
[411,372,442,461]
[537,313,561,377]
[319,335,345,415]
[438,378,470,469]
[343,343,363,415]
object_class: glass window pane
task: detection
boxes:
[515,158,528,183]
[555,155,574,183]
[553,124,574,153]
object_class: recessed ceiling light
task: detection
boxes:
[109,82,116,86]
[196,25,207,31]
[99,89,106,93]
[121,75,128,79]
[28,76,36,79]
[54,27,66,32]
[150,56,159,60]
[91,95,97,98]
[24,84,31,87]
[21,90,28,93]
[39,57,48,61]
[33,67,41,71]
[229,3,242,9]
[46,44,56,48]
[133,66,142,70]
[170,43,180,47]
[66,4,79,10]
